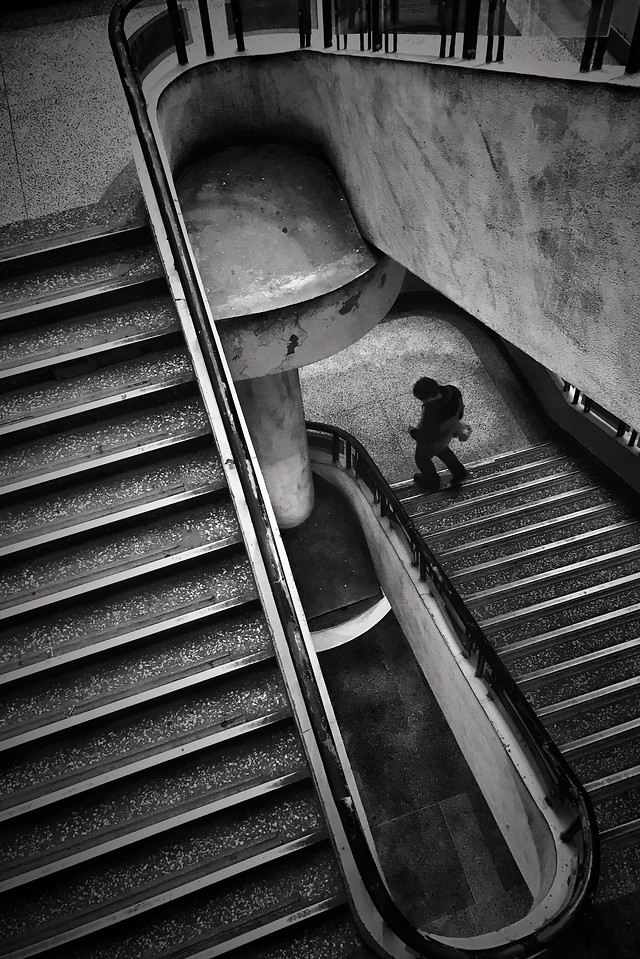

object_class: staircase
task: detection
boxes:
[395,441,640,890]
[0,225,364,959]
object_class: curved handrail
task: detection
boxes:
[108,3,598,955]
[306,421,600,915]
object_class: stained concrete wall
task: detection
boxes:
[155,51,640,429]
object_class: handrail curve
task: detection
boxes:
[109,3,598,955]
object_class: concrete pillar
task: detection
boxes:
[235,368,314,529]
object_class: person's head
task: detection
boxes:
[413,377,463,417]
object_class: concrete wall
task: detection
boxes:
[155,51,640,430]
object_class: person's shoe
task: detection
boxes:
[450,469,469,488]
[414,472,440,492]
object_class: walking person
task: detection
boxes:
[409,376,472,491]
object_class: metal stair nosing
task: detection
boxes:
[536,673,640,724]
[466,542,640,605]
[0,368,195,438]
[396,451,572,505]
[0,531,244,623]
[405,465,589,521]
[586,763,640,802]
[0,478,228,559]
[419,484,604,546]
[0,766,310,894]
[448,516,638,581]
[0,707,293,824]
[498,602,640,661]
[600,817,640,849]
[0,589,260,686]
[0,223,151,277]
[517,635,640,692]
[561,715,640,761]
[0,270,167,329]
[0,647,276,754]
[0,829,328,959]
[191,893,349,959]
[0,320,181,381]
[0,424,211,499]
[391,442,562,496]
[479,569,640,633]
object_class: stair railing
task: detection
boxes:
[110,1,598,953]
[306,420,600,885]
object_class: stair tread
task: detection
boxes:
[509,616,640,678]
[587,782,640,834]
[0,553,257,677]
[0,347,194,431]
[0,722,306,885]
[0,244,161,315]
[0,782,324,949]
[59,844,346,959]
[0,395,210,493]
[0,447,225,550]
[0,499,241,614]
[0,607,272,742]
[525,647,640,711]
[0,660,290,813]
[571,736,640,786]
[0,295,179,376]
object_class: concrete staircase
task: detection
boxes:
[0,225,363,959]
[395,442,640,887]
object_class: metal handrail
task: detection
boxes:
[109,3,598,953]
[307,421,600,883]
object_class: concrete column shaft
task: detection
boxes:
[235,368,314,529]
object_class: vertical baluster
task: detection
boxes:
[463,0,480,59]
[323,0,333,46]
[346,442,353,471]
[486,0,497,62]
[438,0,447,58]
[616,421,628,439]
[572,388,581,405]
[449,0,459,57]
[629,429,639,448]
[372,0,381,50]
[581,0,603,71]
[332,434,340,463]
[627,4,640,73]
[198,0,214,56]
[166,0,188,64]
[496,0,506,61]
[229,0,245,51]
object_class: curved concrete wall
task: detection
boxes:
[155,51,640,430]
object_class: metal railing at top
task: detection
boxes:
[136,0,640,75]
[110,1,598,953]
[563,380,640,450]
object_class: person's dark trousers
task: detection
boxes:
[414,445,467,490]
[436,446,467,483]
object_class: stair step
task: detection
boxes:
[0,606,274,750]
[450,517,640,590]
[587,771,640,815]
[0,243,162,325]
[0,781,326,957]
[518,635,640,693]
[0,224,151,279]
[0,499,241,621]
[0,553,258,683]
[0,347,195,437]
[393,441,563,494]
[0,395,210,497]
[423,484,613,548]
[0,721,307,891]
[0,447,225,557]
[483,580,640,647]
[58,844,347,959]
[435,493,624,565]
[473,555,640,625]
[0,294,180,380]
[0,659,290,820]
[405,460,586,524]
[568,732,640,786]
[522,645,640,712]
[538,674,640,726]
[562,715,640,762]
[541,683,640,749]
